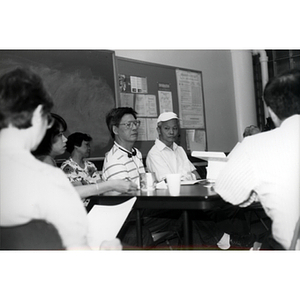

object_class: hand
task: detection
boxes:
[111,179,138,193]
[100,238,123,250]
[181,173,195,181]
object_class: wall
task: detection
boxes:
[114,50,238,152]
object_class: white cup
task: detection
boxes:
[166,174,181,196]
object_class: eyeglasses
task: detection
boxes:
[46,113,54,129]
[119,120,141,129]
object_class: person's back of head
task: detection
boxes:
[263,68,300,121]
[243,125,261,138]
[66,132,92,154]
[105,107,137,139]
[0,67,53,130]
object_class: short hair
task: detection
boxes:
[0,67,53,130]
[66,132,92,154]
[32,113,67,157]
[105,107,137,139]
[263,68,300,120]
[243,125,260,137]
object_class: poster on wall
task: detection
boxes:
[130,76,148,93]
[186,129,206,151]
[119,74,131,93]
[176,69,205,128]
[158,90,173,113]
[135,94,157,117]
[136,118,158,141]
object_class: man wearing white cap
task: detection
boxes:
[146,111,257,249]
[146,111,201,182]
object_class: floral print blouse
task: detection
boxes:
[61,157,101,185]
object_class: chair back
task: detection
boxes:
[0,219,65,250]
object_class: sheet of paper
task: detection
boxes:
[137,118,147,141]
[176,69,205,128]
[158,90,173,113]
[87,197,137,250]
[187,130,206,151]
[147,118,158,140]
[146,95,157,117]
[180,179,202,185]
[135,94,157,117]
[191,151,227,161]
[130,76,147,93]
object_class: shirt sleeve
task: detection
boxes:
[146,151,172,182]
[214,141,258,206]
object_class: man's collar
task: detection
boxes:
[155,138,177,151]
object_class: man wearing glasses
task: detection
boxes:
[102,107,144,187]
[102,107,181,247]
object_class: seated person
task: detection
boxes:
[33,114,137,199]
[102,107,182,247]
[61,132,101,185]
[215,69,300,250]
[146,112,200,182]
[243,125,261,138]
[0,67,121,250]
[146,112,256,249]
[33,113,68,166]
[102,107,144,187]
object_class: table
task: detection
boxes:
[87,181,225,248]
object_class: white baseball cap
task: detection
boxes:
[157,112,179,124]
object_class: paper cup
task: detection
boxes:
[166,174,181,196]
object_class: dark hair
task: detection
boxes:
[105,107,137,139]
[32,113,67,156]
[66,132,92,154]
[243,125,260,137]
[263,68,300,120]
[0,67,53,129]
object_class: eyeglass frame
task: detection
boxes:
[118,120,141,129]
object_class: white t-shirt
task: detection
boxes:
[0,145,89,250]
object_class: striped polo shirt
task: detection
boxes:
[102,143,145,187]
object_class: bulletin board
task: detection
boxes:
[0,50,117,158]
[115,57,207,157]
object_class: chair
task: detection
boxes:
[243,202,271,232]
[289,217,300,250]
[151,231,182,250]
[0,219,65,250]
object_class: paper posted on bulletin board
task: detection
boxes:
[186,129,206,151]
[176,69,205,129]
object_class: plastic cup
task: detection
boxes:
[140,173,156,191]
[166,174,181,196]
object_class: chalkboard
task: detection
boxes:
[115,57,207,157]
[0,50,117,158]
